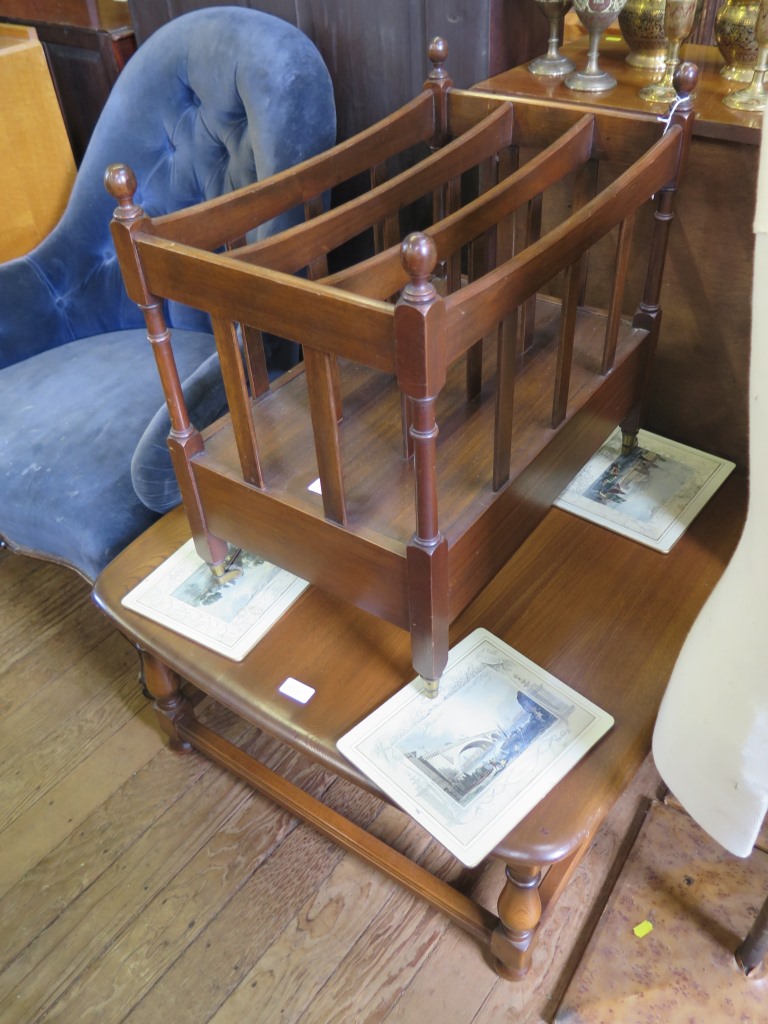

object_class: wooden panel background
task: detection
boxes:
[126,0,549,141]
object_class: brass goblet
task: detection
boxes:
[565,0,629,92]
[528,0,576,76]
[619,0,704,70]
[638,0,698,103]
[620,0,669,71]
[716,0,761,82]
[723,0,768,108]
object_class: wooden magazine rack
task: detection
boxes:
[107,42,696,695]
[98,45,724,981]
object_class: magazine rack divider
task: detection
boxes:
[106,43,697,697]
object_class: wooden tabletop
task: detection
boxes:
[94,471,747,868]
[474,34,762,146]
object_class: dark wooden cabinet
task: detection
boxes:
[0,0,135,164]
[127,0,549,142]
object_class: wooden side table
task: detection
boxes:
[473,36,759,472]
[93,474,746,979]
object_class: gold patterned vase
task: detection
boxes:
[619,0,668,68]
[715,0,761,80]
[619,0,704,70]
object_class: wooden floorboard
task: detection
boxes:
[0,546,762,1023]
[0,559,116,715]
[0,636,142,832]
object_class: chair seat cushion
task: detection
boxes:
[0,328,222,580]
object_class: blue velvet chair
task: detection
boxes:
[0,7,335,581]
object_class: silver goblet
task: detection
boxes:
[528,0,576,76]
[565,0,629,91]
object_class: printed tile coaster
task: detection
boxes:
[122,539,308,660]
[555,800,768,1023]
[337,628,612,867]
[554,429,735,552]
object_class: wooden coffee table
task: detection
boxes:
[93,475,746,979]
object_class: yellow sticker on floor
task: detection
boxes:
[633,920,654,938]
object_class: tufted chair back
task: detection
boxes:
[0,7,336,368]
[0,7,335,580]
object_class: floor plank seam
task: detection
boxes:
[0,667,155,836]
[0,747,234,975]
[546,797,655,1022]
[13,782,265,1024]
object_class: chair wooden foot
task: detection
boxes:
[489,862,543,978]
[139,649,195,752]
[735,889,768,976]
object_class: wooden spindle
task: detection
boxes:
[398,235,442,546]
[445,175,463,294]
[625,65,697,451]
[240,324,270,398]
[105,163,230,573]
[211,316,264,488]
[142,304,230,571]
[304,194,342,422]
[370,162,401,254]
[602,212,636,375]
[425,37,451,151]
[519,193,543,355]
[222,238,271,398]
[493,317,518,491]
[303,195,330,279]
[572,157,599,306]
[401,393,414,460]
[638,63,698,328]
[552,259,582,428]
[465,155,500,401]
[396,233,449,695]
[304,346,347,525]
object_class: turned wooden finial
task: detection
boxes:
[673,62,698,110]
[400,232,438,304]
[104,163,143,221]
[427,37,449,81]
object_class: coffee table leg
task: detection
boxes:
[490,862,543,979]
[140,648,194,752]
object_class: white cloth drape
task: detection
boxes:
[651,109,768,858]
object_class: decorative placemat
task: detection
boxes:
[555,429,735,552]
[338,629,613,867]
[122,539,308,660]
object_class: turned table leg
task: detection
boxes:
[490,862,543,979]
[139,648,194,752]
